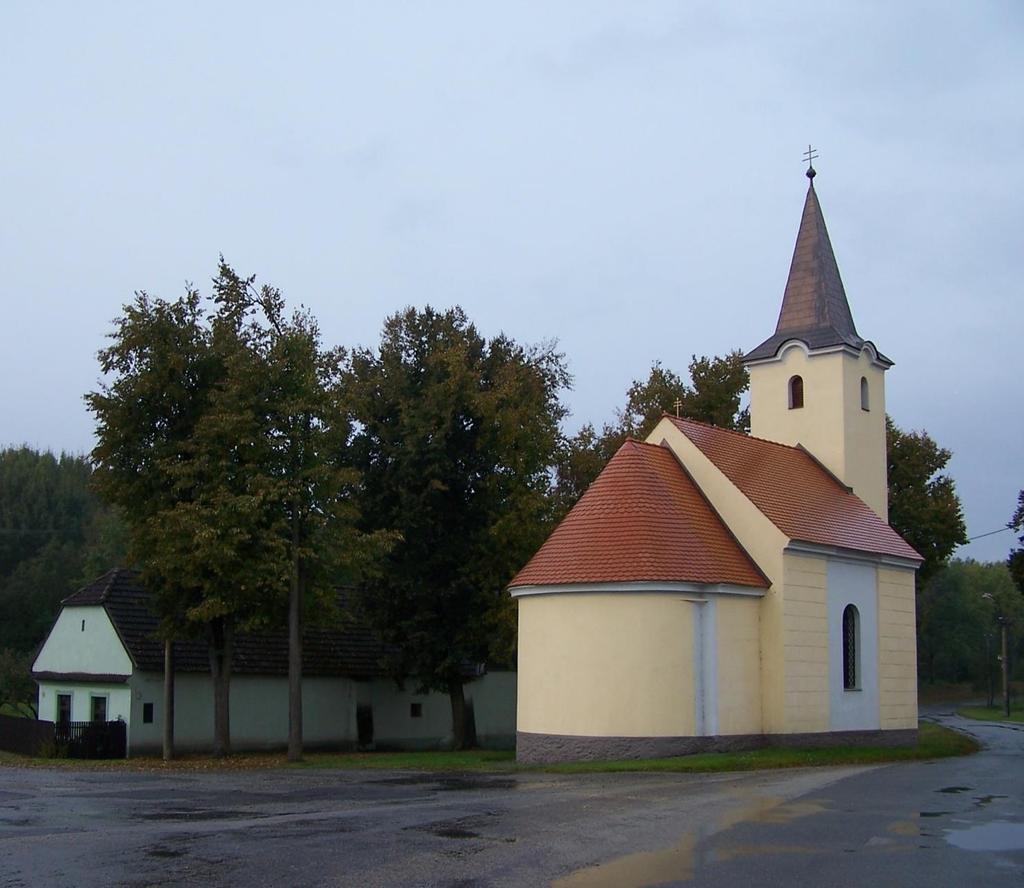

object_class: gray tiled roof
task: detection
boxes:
[60,569,389,679]
[745,181,889,365]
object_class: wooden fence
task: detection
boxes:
[0,715,127,759]
[0,713,54,756]
[54,720,127,759]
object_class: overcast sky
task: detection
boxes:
[2,2,1021,562]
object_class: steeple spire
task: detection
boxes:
[774,177,858,341]
[744,165,889,366]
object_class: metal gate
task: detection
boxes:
[53,720,127,759]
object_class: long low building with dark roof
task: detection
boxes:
[32,568,515,755]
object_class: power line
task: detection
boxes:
[965,526,1014,543]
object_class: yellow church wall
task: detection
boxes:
[747,345,889,520]
[714,596,762,735]
[649,418,789,735]
[516,593,698,737]
[877,566,918,728]
[840,351,888,520]
[780,552,831,733]
[748,346,847,478]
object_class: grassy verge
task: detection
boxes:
[535,723,977,774]
[957,705,1024,724]
[294,749,515,770]
[0,722,976,773]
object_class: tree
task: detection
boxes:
[249,274,390,762]
[886,417,968,591]
[0,448,127,654]
[88,262,381,759]
[1008,490,1024,594]
[555,351,749,508]
[917,560,1022,693]
[347,306,569,748]
[0,649,35,717]
[88,281,240,756]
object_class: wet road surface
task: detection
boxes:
[1,710,1021,886]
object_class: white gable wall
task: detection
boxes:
[37,683,132,726]
[34,605,134,736]
[33,606,133,676]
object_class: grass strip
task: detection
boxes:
[957,705,1024,725]
[0,722,976,773]
[532,722,976,773]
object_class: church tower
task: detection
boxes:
[743,164,891,520]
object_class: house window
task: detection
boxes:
[410,702,423,718]
[788,375,804,409]
[842,605,860,690]
[860,376,870,411]
[143,703,154,724]
[90,695,107,723]
[57,694,72,725]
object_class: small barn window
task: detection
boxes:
[842,605,860,690]
[143,703,154,724]
[860,376,870,411]
[788,375,804,409]
[410,702,423,718]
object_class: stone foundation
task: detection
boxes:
[515,728,919,764]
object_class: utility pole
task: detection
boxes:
[1001,617,1010,719]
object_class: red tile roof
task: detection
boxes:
[509,440,767,589]
[667,416,921,562]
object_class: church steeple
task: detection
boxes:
[776,179,858,339]
[744,172,889,367]
[742,164,892,520]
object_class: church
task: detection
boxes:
[509,166,922,763]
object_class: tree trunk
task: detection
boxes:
[162,638,175,762]
[448,678,467,750]
[208,617,234,758]
[287,504,303,763]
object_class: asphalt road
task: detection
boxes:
[1,711,1021,887]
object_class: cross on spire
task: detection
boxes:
[673,398,683,418]
[803,144,819,181]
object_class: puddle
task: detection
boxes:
[936,786,972,794]
[141,808,268,822]
[973,795,1007,808]
[712,843,821,863]
[146,846,185,859]
[432,827,480,839]
[406,814,490,841]
[945,821,1024,852]
[555,795,826,886]
[553,834,696,887]
[372,775,516,792]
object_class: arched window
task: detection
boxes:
[788,375,804,410]
[860,376,870,411]
[842,604,859,690]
